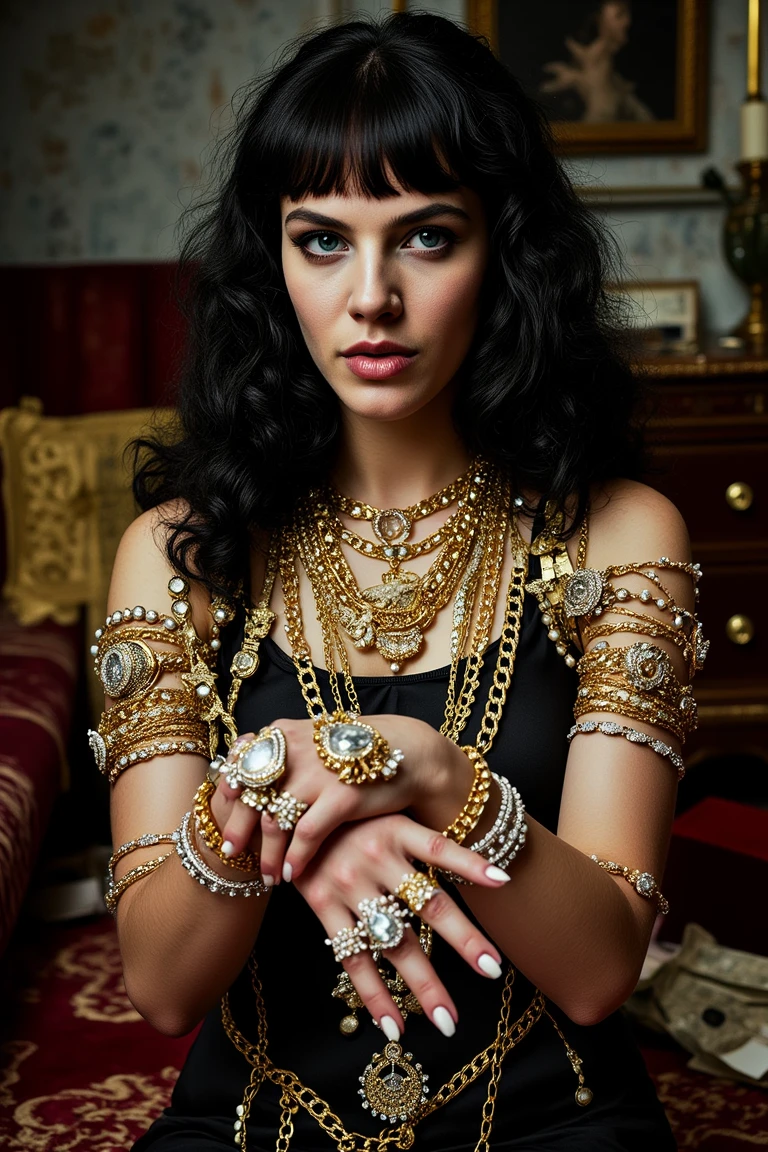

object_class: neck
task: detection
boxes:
[331,396,471,510]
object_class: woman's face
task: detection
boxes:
[280,176,489,424]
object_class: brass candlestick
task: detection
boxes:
[724,159,768,348]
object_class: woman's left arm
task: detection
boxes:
[407,480,693,1026]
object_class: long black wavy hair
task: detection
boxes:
[135,10,641,598]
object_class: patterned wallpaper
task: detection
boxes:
[0,0,760,332]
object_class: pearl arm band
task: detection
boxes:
[174,809,267,898]
[567,720,685,780]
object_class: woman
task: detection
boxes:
[94,13,701,1150]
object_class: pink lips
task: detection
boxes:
[344,354,416,380]
[341,342,417,381]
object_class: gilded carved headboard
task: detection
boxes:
[0,397,176,717]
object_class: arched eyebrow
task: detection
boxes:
[283,202,470,230]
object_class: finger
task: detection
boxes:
[411,882,503,982]
[284,789,359,880]
[322,912,406,1037]
[399,820,514,889]
[259,812,291,886]
[376,920,459,1037]
[219,792,263,857]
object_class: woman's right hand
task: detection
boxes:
[292,812,509,1039]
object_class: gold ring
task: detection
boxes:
[395,871,440,914]
[313,711,403,785]
[224,725,286,791]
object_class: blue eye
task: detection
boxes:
[410,228,446,250]
[305,232,343,255]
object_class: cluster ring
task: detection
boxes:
[395,870,440,914]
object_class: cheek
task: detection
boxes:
[413,259,486,352]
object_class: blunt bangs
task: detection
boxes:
[250,32,480,202]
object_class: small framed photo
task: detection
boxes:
[605,279,701,351]
[467,0,708,153]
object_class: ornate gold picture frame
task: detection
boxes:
[467,0,708,153]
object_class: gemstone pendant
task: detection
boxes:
[375,628,423,663]
[372,509,412,547]
[359,1042,428,1124]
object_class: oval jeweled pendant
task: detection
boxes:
[359,1042,428,1124]
[225,726,286,789]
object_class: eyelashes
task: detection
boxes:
[289,225,458,264]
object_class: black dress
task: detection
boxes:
[133,544,676,1152]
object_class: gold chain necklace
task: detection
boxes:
[297,462,493,673]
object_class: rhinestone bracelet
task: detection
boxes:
[443,772,527,885]
[567,720,685,780]
[174,809,267,897]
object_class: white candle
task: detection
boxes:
[741,98,768,159]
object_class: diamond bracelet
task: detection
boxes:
[567,720,685,779]
[174,809,267,898]
[443,772,527,885]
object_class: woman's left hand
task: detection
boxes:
[217,715,471,884]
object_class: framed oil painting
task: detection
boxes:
[467,0,708,153]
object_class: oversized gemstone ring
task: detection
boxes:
[223,725,287,791]
[325,924,369,963]
[313,711,403,785]
[356,895,411,951]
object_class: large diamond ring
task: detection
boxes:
[357,895,410,951]
[223,726,287,791]
[395,871,440,914]
[313,711,403,785]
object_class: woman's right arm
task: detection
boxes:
[104,506,270,1037]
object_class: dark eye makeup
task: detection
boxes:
[288,225,458,264]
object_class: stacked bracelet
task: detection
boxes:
[174,810,267,898]
[567,720,685,780]
[105,831,177,914]
[443,746,492,844]
[443,772,527,886]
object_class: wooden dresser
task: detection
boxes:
[641,350,768,767]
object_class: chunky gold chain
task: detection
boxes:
[222,959,547,1152]
[328,461,478,524]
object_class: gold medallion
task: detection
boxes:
[359,1041,428,1123]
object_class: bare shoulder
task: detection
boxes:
[109,499,213,640]
[586,478,691,570]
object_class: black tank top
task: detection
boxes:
[135,534,675,1151]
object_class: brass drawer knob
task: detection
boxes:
[725,481,754,511]
[726,614,755,645]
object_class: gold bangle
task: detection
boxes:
[193,780,261,872]
[590,856,669,915]
[442,746,492,844]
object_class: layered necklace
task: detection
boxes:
[299,460,493,672]
[222,466,591,1152]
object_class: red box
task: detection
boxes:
[657,797,768,955]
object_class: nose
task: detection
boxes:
[347,248,403,324]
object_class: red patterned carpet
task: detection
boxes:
[0,915,766,1150]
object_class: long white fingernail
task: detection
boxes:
[282,861,293,882]
[262,874,274,888]
[477,953,502,979]
[432,1006,456,1037]
[380,1015,400,1041]
[485,865,511,882]
[221,840,235,858]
